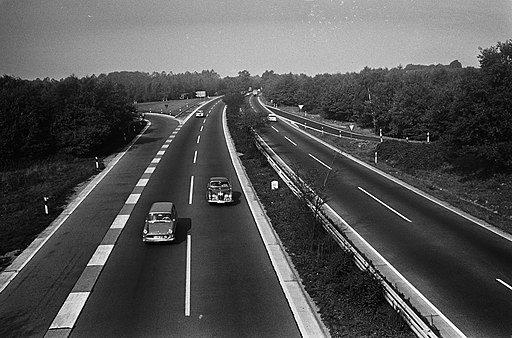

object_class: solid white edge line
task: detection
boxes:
[323,203,466,337]
[269,104,512,244]
[308,153,332,170]
[358,186,412,223]
[185,234,192,316]
[221,105,327,337]
[497,278,512,291]
[189,176,194,205]
[284,136,297,146]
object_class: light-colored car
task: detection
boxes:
[267,113,277,122]
[143,202,178,243]
[206,176,233,204]
[195,110,204,117]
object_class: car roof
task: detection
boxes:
[209,176,229,182]
[149,202,175,213]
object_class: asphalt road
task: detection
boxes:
[252,96,512,338]
[0,99,303,337]
[70,100,300,337]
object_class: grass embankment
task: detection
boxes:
[278,106,512,234]
[0,157,98,270]
[226,108,414,337]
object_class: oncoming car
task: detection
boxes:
[195,109,204,117]
[267,113,277,122]
[206,176,233,204]
[143,202,177,243]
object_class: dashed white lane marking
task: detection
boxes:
[125,193,141,204]
[49,292,90,329]
[200,125,204,132]
[193,150,198,164]
[196,135,201,144]
[497,278,512,291]
[161,144,169,149]
[87,245,114,266]
[308,153,332,170]
[111,215,129,229]
[189,176,194,205]
[137,179,149,187]
[285,136,297,146]
[271,126,279,132]
[185,233,192,316]
[157,150,165,156]
[46,100,219,337]
[358,186,412,223]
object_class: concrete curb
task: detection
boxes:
[222,106,330,337]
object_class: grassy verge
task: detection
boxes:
[277,105,512,234]
[0,156,99,269]
[226,107,414,337]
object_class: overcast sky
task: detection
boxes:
[0,0,511,79]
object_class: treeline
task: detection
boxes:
[102,70,223,102]
[0,75,135,164]
[260,40,512,173]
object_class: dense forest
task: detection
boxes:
[260,40,512,174]
[1,40,510,174]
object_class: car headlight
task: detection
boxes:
[143,229,148,234]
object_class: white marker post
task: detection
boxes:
[44,197,49,215]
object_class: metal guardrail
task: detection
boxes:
[252,131,439,338]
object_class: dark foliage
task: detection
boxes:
[260,40,512,174]
[0,75,135,164]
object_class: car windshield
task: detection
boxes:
[211,181,229,188]
[150,213,172,221]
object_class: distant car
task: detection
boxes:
[267,113,277,122]
[195,110,204,117]
[143,202,178,243]
[206,177,233,204]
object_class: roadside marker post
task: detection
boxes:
[44,197,49,215]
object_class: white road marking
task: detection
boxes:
[151,157,161,164]
[136,179,149,187]
[185,234,192,316]
[193,150,198,164]
[161,144,169,149]
[200,125,204,132]
[358,187,412,223]
[202,119,206,124]
[497,278,512,291]
[111,215,129,229]
[271,126,279,132]
[308,153,332,170]
[189,176,194,204]
[125,193,141,204]
[196,135,201,144]
[157,150,165,156]
[145,167,155,174]
[87,245,114,266]
[49,292,90,329]
[285,136,297,146]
